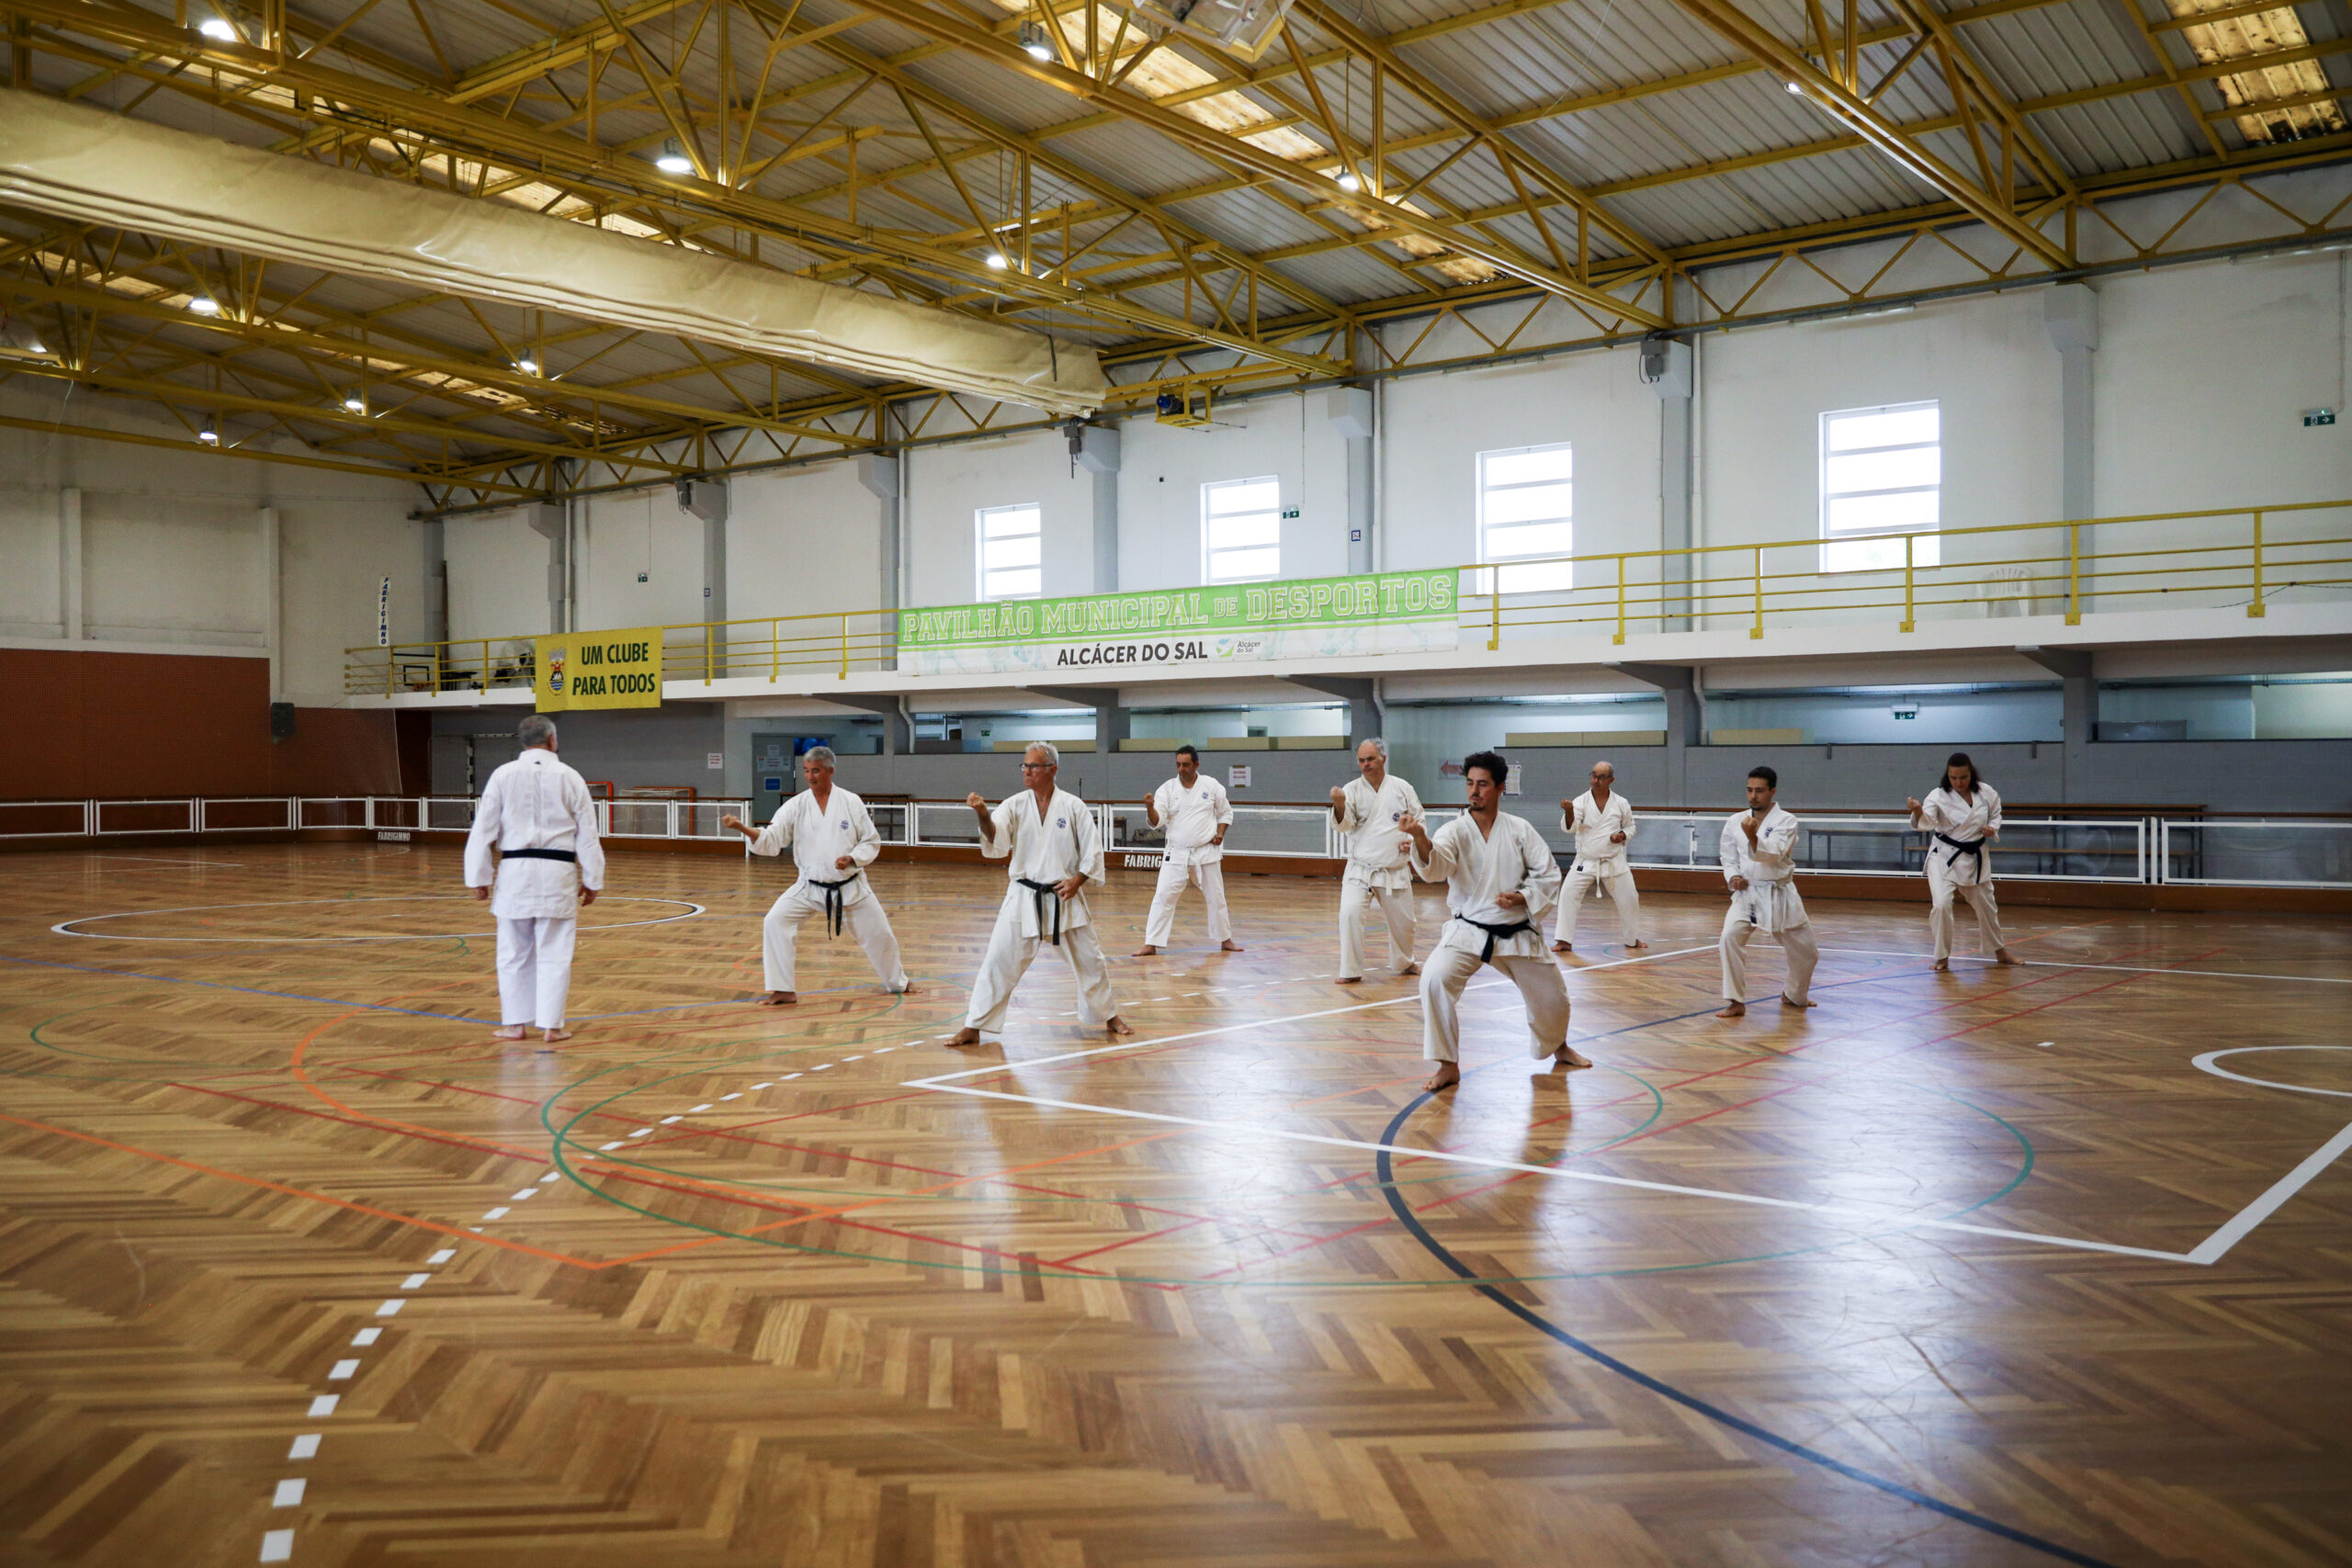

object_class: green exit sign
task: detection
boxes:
[1280,506,1301,519]
[2305,408,2337,426]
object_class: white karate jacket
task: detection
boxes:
[1150,774,1234,867]
[982,787,1105,937]
[464,748,606,919]
[1720,804,1807,933]
[1336,773,1424,892]
[750,785,883,905]
[1917,784,2002,887]
[1564,789,1637,869]
[1411,810,1562,962]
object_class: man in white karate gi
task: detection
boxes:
[1405,750,1588,1093]
[1330,738,1423,985]
[465,714,605,1044]
[1717,764,1820,1019]
[948,742,1132,1047]
[1550,760,1645,953]
[1135,744,1242,957]
[720,745,910,1005]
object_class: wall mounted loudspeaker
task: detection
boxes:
[269,702,296,740]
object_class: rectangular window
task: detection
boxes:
[1476,443,1573,593]
[1821,401,1940,573]
[1202,476,1282,584]
[976,502,1042,600]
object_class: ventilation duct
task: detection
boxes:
[0,89,1106,414]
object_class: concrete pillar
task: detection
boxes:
[1023,683,1129,792]
[678,478,729,675]
[1327,387,1374,575]
[1072,423,1122,592]
[527,501,565,634]
[58,485,82,640]
[1288,674,1378,747]
[1639,334,1695,631]
[260,506,283,701]
[827,694,912,755]
[2045,285,2098,526]
[2018,645,2094,802]
[857,451,902,626]
[420,517,447,646]
[1606,661,1697,806]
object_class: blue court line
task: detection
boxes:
[1373,998,2125,1567]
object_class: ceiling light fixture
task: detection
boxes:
[515,357,539,375]
[342,393,367,412]
[187,295,221,315]
[985,252,1010,270]
[1019,18,1055,61]
[654,138,694,175]
[1335,169,1362,193]
[198,14,238,40]
[198,417,220,446]
[1785,79,1804,94]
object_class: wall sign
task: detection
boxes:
[898,569,1460,677]
[1227,764,1251,788]
[376,576,390,647]
[534,626,662,710]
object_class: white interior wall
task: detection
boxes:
[906,427,1091,607]
[728,459,882,624]
[1116,390,1348,590]
[83,495,267,647]
[579,488,705,630]
[445,505,553,646]
[0,485,62,637]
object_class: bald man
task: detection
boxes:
[1551,760,1645,953]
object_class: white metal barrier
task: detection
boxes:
[4,798,2344,889]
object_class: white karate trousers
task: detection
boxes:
[762,885,908,994]
[1144,857,1232,946]
[1926,860,2006,963]
[1553,862,1642,947]
[1419,945,1573,1063]
[496,916,578,1030]
[964,905,1121,1043]
[1339,879,1418,979]
[1718,912,1820,1005]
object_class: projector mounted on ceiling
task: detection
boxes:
[1133,0,1301,61]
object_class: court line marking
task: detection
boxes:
[2192,1044,2352,1100]
[1822,945,2352,985]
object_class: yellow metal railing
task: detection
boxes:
[345,499,2352,695]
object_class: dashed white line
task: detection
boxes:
[306,1394,339,1417]
[689,1103,715,1112]
[327,1359,359,1381]
[259,1528,294,1562]
[481,1207,508,1220]
[350,1328,380,1347]
[272,1480,307,1507]
[427,1248,455,1264]
[599,1141,625,1150]
[287,1435,319,1461]
[399,1273,429,1290]
[658,1115,683,1124]
[374,1300,402,1317]
[719,1092,741,1100]
[509,1188,538,1200]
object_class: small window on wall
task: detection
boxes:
[1203,476,1282,584]
[1476,444,1574,593]
[1822,401,1940,572]
[977,503,1042,600]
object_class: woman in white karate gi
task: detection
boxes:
[948,743,1132,1047]
[1404,750,1589,1093]
[1906,751,2014,971]
[465,715,605,1044]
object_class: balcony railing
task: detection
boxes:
[345,497,2352,695]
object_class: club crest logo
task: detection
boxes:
[838,819,848,829]
[546,645,566,694]
[1055,818,1067,828]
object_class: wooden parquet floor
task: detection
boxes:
[0,841,2347,1567]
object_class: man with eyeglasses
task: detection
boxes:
[1550,760,1645,954]
[948,742,1132,1047]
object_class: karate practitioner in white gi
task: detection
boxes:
[720,746,910,1005]
[1716,764,1820,1018]
[1404,750,1588,1093]
[1135,744,1243,956]
[1330,738,1423,985]
[1906,750,2014,971]
[1550,760,1645,953]
[948,743,1132,1047]
[465,715,605,1044]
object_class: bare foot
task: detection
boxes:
[1553,1045,1593,1068]
[1716,1000,1747,1019]
[1134,944,1160,956]
[492,1024,527,1042]
[539,1028,573,1045]
[1994,947,2016,964]
[1400,963,1420,977]
[1220,940,1245,953]
[1779,994,1817,1009]
[1423,1062,1462,1092]
[1105,1015,1135,1035]
[892,982,918,995]
[1336,976,1363,986]
[1551,940,1573,953]
[1931,959,1951,972]
[947,1027,983,1048]
[1625,941,1646,951]
[755,990,797,1006]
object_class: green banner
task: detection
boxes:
[898,569,1460,676]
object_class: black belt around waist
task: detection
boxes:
[1934,832,1986,874]
[806,872,860,937]
[500,847,576,863]
[1017,877,1067,946]
[1456,914,1534,964]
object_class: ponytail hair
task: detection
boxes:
[1936,751,1983,798]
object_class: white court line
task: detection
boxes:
[916,942,1717,1088]
[1822,945,2352,986]
[2188,1121,2352,1264]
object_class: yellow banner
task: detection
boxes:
[536,627,662,710]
